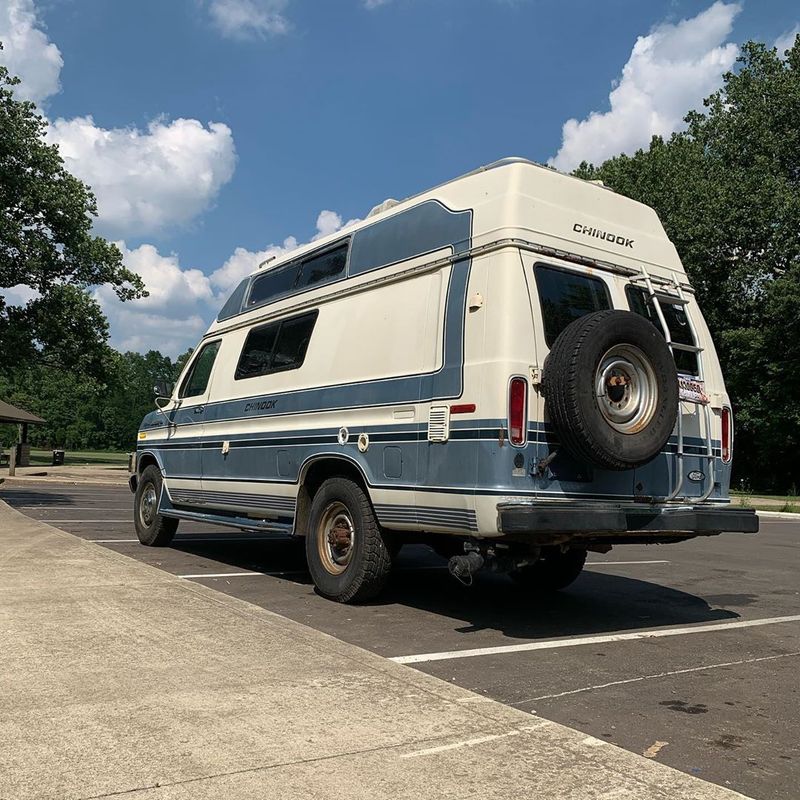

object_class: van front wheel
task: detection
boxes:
[134,465,178,546]
[306,477,392,603]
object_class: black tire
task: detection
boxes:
[305,477,393,603]
[510,548,587,593]
[542,310,678,470]
[134,465,178,546]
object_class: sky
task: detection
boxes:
[1,0,798,356]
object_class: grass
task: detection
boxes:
[27,449,130,468]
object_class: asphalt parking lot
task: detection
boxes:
[2,481,798,800]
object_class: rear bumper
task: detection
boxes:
[497,502,758,540]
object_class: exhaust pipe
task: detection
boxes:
[448,551,484,585]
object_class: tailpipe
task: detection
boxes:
[448,551,484,585]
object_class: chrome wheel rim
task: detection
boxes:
[139,484,158,528]
[317,502,355,575]
[595,344,658,434]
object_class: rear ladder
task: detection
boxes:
[632,268,716,504]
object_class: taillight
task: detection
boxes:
[721,406,733,463]
[508,377,527,446]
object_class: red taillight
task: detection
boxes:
[721,406,733,463]
[509,377,527,446]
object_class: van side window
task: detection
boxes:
[235,310,319,380]
[247,243,348,309]
[297,244,348,290]
[179,341,221,398]
[626,287,699,376]
[535,265,611,347]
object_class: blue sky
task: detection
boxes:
[1,0,798,354]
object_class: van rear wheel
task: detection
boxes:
[134,465,178,546]
[510,548,586,593]
[305,477,393,603]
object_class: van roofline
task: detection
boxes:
[255,158,619,275]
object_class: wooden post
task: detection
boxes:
[8,445,16,477]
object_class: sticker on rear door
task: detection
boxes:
[678,376,709,404]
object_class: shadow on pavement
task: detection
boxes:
[165,538,739,644]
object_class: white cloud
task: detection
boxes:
[98,210,354,355]
[0,1,238,240]
[549,1,741,172]
[363,0,391,8]
[46,116,237,238]
[775,24,799,56]
[0,0,62,105]
[204,0,290,39]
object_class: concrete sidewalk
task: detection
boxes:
[0,501,750,800]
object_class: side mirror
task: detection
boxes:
[153,380,175,399]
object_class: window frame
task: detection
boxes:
[245,240,350,311]
[178,339,222,399]
[533,262,613,348]
[234,309,319,381]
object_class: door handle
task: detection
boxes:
[194,406,205,414]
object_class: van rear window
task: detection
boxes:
[235,311,318,380]
[535,265,611,346]
[626,286,699,376]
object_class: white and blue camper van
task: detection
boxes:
[130,158,758,603]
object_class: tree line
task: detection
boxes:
[1,38,798,489]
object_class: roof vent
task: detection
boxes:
[367,198,400,218]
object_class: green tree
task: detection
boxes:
[0,48,145,376]
[574,38,800,491]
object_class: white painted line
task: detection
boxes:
[513,651,800,704]
[586,560,669,566]
[90,539,139,543]
[399,726,543,758]
[390,614,800,665]
[178,570,305,579]
[49,520,131,524]
[17,505,128,510]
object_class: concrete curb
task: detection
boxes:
[0,499,751,800]
[757,510,800,520]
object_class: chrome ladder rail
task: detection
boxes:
[633,268,715,503]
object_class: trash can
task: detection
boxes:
[52,449,65,466]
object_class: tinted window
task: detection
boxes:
[180,341,220,398]
[297,245,347,289]
[626,286,699,375]
[247,243,348,309]
[235,311,318,380]
[535,265,611,346]
[247,262,302,308]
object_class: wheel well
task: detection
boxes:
[293,457,370,537]
[137,452,160,476]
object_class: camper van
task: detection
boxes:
[130,158,758,603]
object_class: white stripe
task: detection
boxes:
[17,505,127,510]
[586,560,670,566]
[47,520,131,523]
[400,728,541,758]
[90,539,139,543]
[390,614,800,665]
[178,570,304,579]
[513,651,800,704]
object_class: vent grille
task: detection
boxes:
[428,406,450,443]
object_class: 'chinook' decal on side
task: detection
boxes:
[573,222,634,248]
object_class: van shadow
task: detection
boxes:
[381,562,740,642]
[168,537,739,643]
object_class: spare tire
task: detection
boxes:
[542,310,678,471]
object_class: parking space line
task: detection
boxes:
[90,539,139,543]
[50,520,131,523]
[390,614,800,665]
[179,570,305,579]
[586,560,669,566]
[399,727,544,759]
[512,651,800,705]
